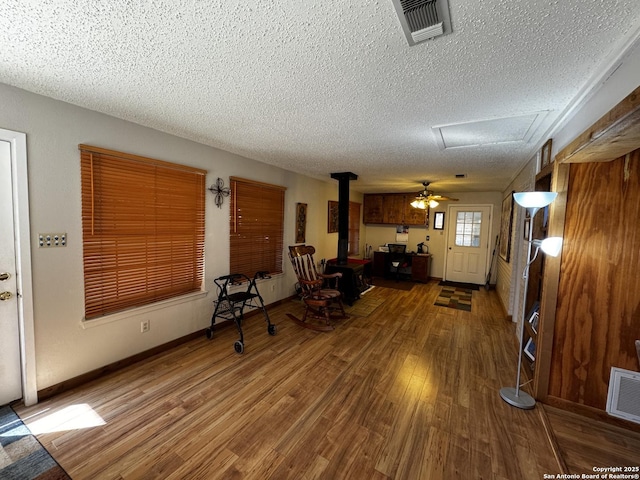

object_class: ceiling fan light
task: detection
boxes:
[410,181,453,209]
[411,198,427,209]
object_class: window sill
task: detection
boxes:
[80,290,209,329]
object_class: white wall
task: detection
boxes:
[0,83,351,391]
[363,191,502,279]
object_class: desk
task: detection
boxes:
[325,259,372,305]
[372,251,431,283]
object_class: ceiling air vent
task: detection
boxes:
[391,0,452,45]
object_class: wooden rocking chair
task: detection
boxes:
[287,245,348,331]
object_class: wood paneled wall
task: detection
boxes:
[548,150,640,409]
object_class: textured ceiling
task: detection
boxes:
[2,1,640,195]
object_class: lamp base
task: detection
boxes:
[499,387,536,409]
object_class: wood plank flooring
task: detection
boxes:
[542,405,640,475]
[13,281,638,479]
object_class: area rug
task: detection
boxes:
[438,280,480,291]
[434,286,473,311]
[0,405,70,480]
[343,289,386,317]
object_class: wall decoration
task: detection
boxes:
[208,177,231,208]
[328,200,339,233]
[535,149,542,173]
[499,192,514,262]
[433,212,445,230]
[295,203,307,243]
[540,138,553,169]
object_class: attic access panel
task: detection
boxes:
[432,112,548,149]
[391,0,453,45]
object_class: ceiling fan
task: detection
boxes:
[410,182,459,209]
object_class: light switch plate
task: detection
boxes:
[39,233,67,247]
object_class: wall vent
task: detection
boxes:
[606,367,640,424]
[390,0,452,46]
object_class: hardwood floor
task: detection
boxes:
[542,405,640,475]
[13,281,637,479]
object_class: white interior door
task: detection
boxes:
[0,140,22,405]
[444,205,492,284]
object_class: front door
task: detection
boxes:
[0,140,22,405]
[444,205,492,284]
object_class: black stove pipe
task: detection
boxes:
[330,172,358,265]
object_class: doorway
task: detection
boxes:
[444,205,492,284]
[0,129,36,406]
[0,140,21,404]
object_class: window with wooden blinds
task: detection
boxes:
[348,201,361,256]
[79,145,206,319]
[230,177,286,278]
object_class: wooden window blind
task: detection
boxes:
[80,145,206,319]
[230,177,286,278]
[348,201,361,255]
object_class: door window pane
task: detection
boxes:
[455,210,483,247]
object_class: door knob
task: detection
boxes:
[0,273,10,281]
[0,291,12,301]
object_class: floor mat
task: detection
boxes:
[0,405,71,479]
[434,286,473,311]
[438,280,480,291]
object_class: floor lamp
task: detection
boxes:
[500,191,561,409]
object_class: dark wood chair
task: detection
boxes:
[287,245,347,331]
[388,243,409,280]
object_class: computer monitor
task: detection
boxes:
[388,244,406,254]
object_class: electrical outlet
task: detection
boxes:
[141,320,150,333]
[39,233,67,247]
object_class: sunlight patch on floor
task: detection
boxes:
[24,404,106,434]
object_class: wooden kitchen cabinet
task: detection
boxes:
[363,193,427,226]
[404,199,428,225]
[382,195,406,224]
[362,194,384,224]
